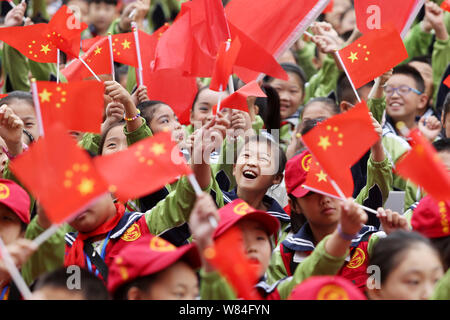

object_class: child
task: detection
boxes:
[86,0,118,37]
[367,230,444,300]
[107,235,201,300]
[31,267,110,300]
[189,193,369,300]
[440,93,450,138]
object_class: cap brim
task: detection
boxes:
[290,185,310,198]
[238,211,281,237]
[0,200,29,224]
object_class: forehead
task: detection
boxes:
[196,89,227,105]
[409,61,432,76]
[7,99,35,117]
[237,218,268,234]
[438,151,450,170]
[152,104,174,117]
[303,101,334,119]
[240,140,273,156]
[271,72,303,88]
[387,74,417,88]
[105,125,126,140]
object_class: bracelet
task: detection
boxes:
[337,224,358,241]
[124,110,140,121]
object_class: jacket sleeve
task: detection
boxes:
[367,98,386,125]
[2,44,32,92]
[432,37,450,107]
[294,41,317,81]
[303,54,340,104]
[431,269,450,300]
[403,23,434,63]
[265,242,289,285]
[124,118,153,146]
[199,269,238,300]
[79,133,101,155]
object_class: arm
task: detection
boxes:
[431,268,450,300]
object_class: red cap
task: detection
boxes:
[107,235,201,294]
[412,195,450,238]
[285,150,311,198]
[289,276,366,300]
[213,199,280,239]
[0,179,30,224]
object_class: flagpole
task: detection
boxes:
[56,49,60,84]
[302,185,379,215]
[216,85,224,114]
[30,79,45,137]
[107,33,115,82]
[188,174,218,228]
[0,237,33,300]
[77,56,101,81]
[32,224,60,247]
[334,50,362,103]
[131,22,144,87]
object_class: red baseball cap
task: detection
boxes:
[107,235,201,294]
[285,150,312,198]
[289,276,366,300]
[213,199,280,239]
[0,179,30,224]
[412,195,450,238]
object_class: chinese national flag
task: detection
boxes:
[62,37,112,82]
[93,132,192,202]
[35,80,105,133]
[209,38,241,92]
[206,226,262,300]
[337,25,408,89]
[48,5,88,58]
[303,154,354,198]
[301,101,379,188]
[215,80,266,113]
[395,129,450,202]
[9,124,108,224]
[0,24,58,63]
[354,0,420,36]
[444,75,450,88]
[442,0,450,12]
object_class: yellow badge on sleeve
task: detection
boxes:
[121,223,141,242]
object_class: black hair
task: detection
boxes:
[137,100,168,128]
[393,64,426,94]
[115,65,128,83]
[409,55,432,66]
[336,72,374,105]
[443,92,450,121]
[0,91,34,108]
[301,117,327,135]
[433,138,450,153]
[113,273,157,300]
[430,236,450,271]
[264,63,307,91]
[32,267,110,300]
[191,86,229,111]
[302,97,340,119]
[255,84,281,133]
[98,120,126,155]
[237,134,287,178]
[87,0,117,5]
[369,230,441,284]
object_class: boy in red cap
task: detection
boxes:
[267,149,407,290]
[288,275,366,300]
[107,235,201,300]
[189,192,370,300]
[0,179,37,300]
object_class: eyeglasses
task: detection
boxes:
[383,85,422,97]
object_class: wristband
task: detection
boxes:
[337,224,358,241]
[124,109,140,121]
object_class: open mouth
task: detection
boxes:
[243,170,258,179]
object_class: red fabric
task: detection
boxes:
[216,80,266,113]
[62,37,112,82]
[301,101,379,190]
[35,80,105,133]
[209,38,241,92]
[444,75,450,88]
[338,25,408,89]
[65,203,125,268]
[48,5,87,58]
[323,0,333,13]
[93,132,192,203]
[0,24,58,63]
[412,195,450,238]
[9,124,108,224]
[442,0,450,12]
[354,0,417,35]
[289,276,366,300]
[395,129,450,202]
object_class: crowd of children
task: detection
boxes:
[0,0,449,301]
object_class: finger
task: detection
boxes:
[385,209,393,224]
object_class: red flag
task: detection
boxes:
[205,227,262,300]
[9,124,108,224]
[395,129,450,202]
[303,154,354,198]
[323,0,334,13]
[215,80,266,113]
[0,24,58,63]
[442,0,450,12]
[336,25,408,89]
[35,80,105,133]
[226,0,330,58]
[209,38,241,92]
[62,37,111,81]
[48,5,88,58]
[93,132,192,202]
[301,101,379,188]
[354,0,422,37]
[444,75,450,88]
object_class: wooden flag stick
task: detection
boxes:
[107,33,115,82]
[32,224,60,247]
[188,174,218,228]
[0,237,33,300]
[30,79,45,137]
[78,56,101,81]
[131,22,144,87]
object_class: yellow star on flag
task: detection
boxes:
[347,52,358,63]
[78,178,95,196]
[318,136,331,151]
[40,44,52,55]
[151,143,166,156]
[39,89,52,103]
[316,170,328,182]
[94,46,102,55]
[121,40,131,49]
